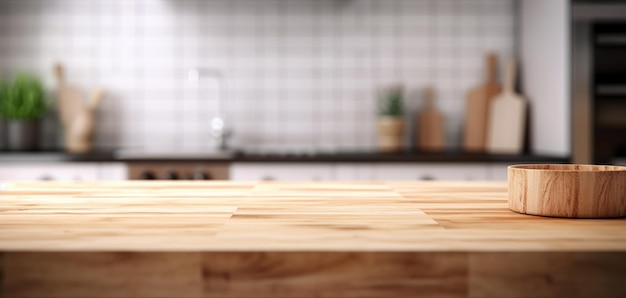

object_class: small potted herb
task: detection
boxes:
[0,80,5,150]
[377,84,406,152]
[0,72,48,151]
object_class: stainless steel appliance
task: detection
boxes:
[572,3,626,164]
[115,148,233,180]
[187,68,232,150]
[591,22,626,164]
[127,162,229,180]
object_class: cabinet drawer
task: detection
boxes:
[0,163,99,181]
[373,164,489,181]
[230,163,333,181]
[333,163,375,181]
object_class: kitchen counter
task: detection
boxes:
[0,181,624,297]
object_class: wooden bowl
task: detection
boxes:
[508,164,626,218]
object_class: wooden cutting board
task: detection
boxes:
[486,59,527,154]
[463,53,501,152]
[417,86,445,151]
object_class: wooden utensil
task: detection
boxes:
[417,86,445,151]
[54,63,104,153]
[463,53,501,152]
[486,59,527,154]
[55,64,85,127]
[508,164,626,218]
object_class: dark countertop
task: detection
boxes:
[0,149,570,164]
[233,151,570,163]
[0,150,117,163]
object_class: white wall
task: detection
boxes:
[0,0,515,151]
[520,0,570,157]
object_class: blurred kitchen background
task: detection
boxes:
[0,0,623,181]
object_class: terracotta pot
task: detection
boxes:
[377,116,405,152]
[0,120,5,150]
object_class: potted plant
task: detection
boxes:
[0,80,5,150]
[0,72,47,151]
[377,84,406,152]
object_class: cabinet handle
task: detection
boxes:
[39,175,53,181]
[419,175,435,181]
[139,171,156,180]
[191,171,211,180]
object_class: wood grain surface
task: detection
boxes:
[2,180,625,251]
[469,252,626,298]
[0,181,625,298]
[3,252,203,298]
[201,252,467,298]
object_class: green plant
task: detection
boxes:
[0,72,47,120]
[378,84,404,117]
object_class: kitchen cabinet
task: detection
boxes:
[489,163,518,181]
[98,163,129,180]
[230,163,334,181]
[0,163,98,181]
[0,163,127,181]
[231,162,494,181]
[333,163,375,181]
[372,164,489,181]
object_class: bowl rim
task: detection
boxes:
[508,164,626,172]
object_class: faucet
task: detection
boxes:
[187,68,231,150]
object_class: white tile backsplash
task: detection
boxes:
[0,0,514,151]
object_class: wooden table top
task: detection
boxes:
[0,181,625,252]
